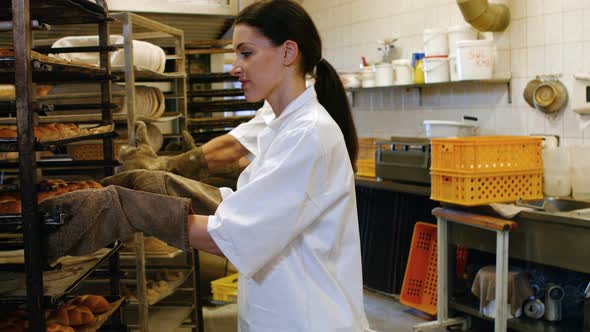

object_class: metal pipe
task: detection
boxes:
[457,0,510,32]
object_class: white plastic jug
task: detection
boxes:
[375,63,394,86]
[423,28,448,56]
[447,24,478,56]
[424,56,449,83]
[571,146,590,200]
[542,147,571,197]
[392,59,413,85]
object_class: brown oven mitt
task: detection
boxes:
[39,185,191,262]
[100,170,221,215]
[118,121,242,186]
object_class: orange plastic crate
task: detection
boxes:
[400,222,438,316]
[431,136,543,173]
[431,169,543,206]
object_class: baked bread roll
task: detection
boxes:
[49,304,95,326]
[0,316,27,332]
[68,295,110,314]
[46,323,75,332]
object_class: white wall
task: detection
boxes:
[302,0,590,146]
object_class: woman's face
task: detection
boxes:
[230,24,286,102]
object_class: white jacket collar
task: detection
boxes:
[263,86,317,128]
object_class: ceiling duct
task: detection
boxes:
[457,0,510,32]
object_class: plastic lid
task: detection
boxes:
[448,24,476,33]
[392,59,411,65]
[423,120,475,127]
[456,39,494,47]
[424,55,449,59]
[376,62,393,68]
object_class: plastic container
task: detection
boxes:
[571,146,590,200]
[423,120,477,138]
[456,39,495,80]
[448,55,458,81]
[360,67,375,88]
[412,53,425,84]
[375,63,394,86]
[423,28,448,56]
[211,273,239,302]
[424,56,449,83]
[542,147,571,197]
[431,170,543,206]
[400,222,438,315]
[392,59,413,85]
[447,24,478,56]
[431,136,543,173]
[430,136,544,206]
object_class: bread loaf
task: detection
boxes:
[68,295,110,314]
[0,180,102,214]
[0,316,27,332]
[49,304,95,326]
[46,322,75,332]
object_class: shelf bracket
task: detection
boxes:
[507,81,512,104]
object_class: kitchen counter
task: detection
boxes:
[355,176,430,197]
[446,205,590,274]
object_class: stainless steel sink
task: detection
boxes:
[517,197,590,213]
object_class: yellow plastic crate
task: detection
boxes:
[431,136,543,173]
[211,273,238,302]
[431,170,543,206]
[356,159,375,178]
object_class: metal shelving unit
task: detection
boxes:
[185,39,261,145]
[105,12,203,332]
[0,0,123,330]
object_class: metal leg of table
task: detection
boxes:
[495,229,509,332]
[413,216,466,332]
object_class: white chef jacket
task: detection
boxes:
[208,86,370,332]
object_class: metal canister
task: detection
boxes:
[523,299,545,319]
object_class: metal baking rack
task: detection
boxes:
[0,241,122,307]
[0,0,124,329]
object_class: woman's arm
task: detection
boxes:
[201,134,250,172]
[187,214,224,256]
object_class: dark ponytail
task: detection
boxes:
[314,59,358,170]
[235,0,359,171]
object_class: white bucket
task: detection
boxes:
[543,147,571,197]
[360,67,375,88]
[424,56,449,83]
[571,146,590,200]
[375,63,394,86]
[424,28,448,56]
[447,24,478,56]
[392,59,413,85]
[448,55,458,81]
[456,39,495,80]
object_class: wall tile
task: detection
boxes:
[304,0,584,139]
[527,46,546,77]
[511,49,527,78]
[543,0,562,14]
[526,16,545,47]
[544,111,565,137]
[511,0,527,19]
[526,0,544,17]
[545,44,563,75]
[563,11,584,43]
[563,43,584,75]
[564,0,585,11]
[510,19,527,49]
[544,13,563,45]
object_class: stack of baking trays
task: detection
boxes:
[0,0,126,330]
[185,40,264,144]
[375,137,432,184]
